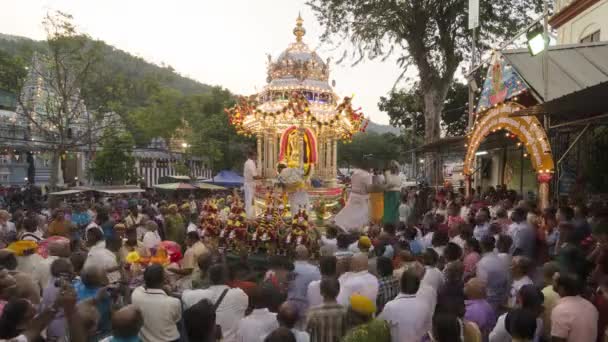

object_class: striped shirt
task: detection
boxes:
[377,275,399,312]
[306,302,348,342]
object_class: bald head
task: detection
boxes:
[464,277,487,300]
[277,302,299,329]
[295,245,309,261]
[49,239,71,258]
[81,264,108,288]
[111,305,143,337]
[350,253,368,272]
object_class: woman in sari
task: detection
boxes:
[382,161,402,225]
[369,169,385,224]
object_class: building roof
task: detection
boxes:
[502,41,608,102]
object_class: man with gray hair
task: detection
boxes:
[74,263,112,337]
[288,245,321,319]
[336,253,379,306]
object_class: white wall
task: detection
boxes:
[556,0,608,44]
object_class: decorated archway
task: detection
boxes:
[464,101,555,208]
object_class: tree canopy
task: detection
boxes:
[379,81,469,138]
[338,132,403,170]
[308,0,546,141]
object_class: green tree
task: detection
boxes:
[309,0,544,141]
[338,132,402,170]
[129,87,185,145]
[0,50,27,95]
[184,87,252,173]
[309,0,545,181]
[16,11,121,188]
[90,129,136,184]
[379,81,469,138]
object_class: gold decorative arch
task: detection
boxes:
[464,102,554,175]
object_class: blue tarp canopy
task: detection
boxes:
[203,170,244,187]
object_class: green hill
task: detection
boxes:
[0,32,211,96]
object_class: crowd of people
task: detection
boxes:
[0,174,608,342]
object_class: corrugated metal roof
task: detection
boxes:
[502,41,608,102]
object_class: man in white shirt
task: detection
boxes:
[182,264,248,342]
[508,256,534,308]
[243,149,262,219]
[236,285,279,342]
[379,270,434,342]
[132,265,182,342]
[336,254,379,306]
[474,208,491,241]
[421,249,444,292]
[83,228,120,284]
[307,255,337,308]
[288,246,321,317]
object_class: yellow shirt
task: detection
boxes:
[542,285,560,340]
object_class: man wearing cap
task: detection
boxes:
[342,294,390,342]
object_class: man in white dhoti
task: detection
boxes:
[243,149,261,219]
[334,161,372,233]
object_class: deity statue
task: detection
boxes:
[286,129,301,168]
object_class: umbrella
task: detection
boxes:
[153,182,198,190]
[194,182,227,191]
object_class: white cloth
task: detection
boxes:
[379,293,434,342]
[186,222,198,233]
[421,232,434,250]
[383,172,402,192]
[85,222,102,236]
[244,158,258,183]
[334,169,371,233]
[489,312,543,342]
[289,190,310,216]
[132,287,182,342]
[244,183,256,219]
[291,329,310,342]
[236,308,279,342]
[306,280,323,309]
[508,276,534,308]
[336,271,379,306]
[143,231,161,250]
[183,285,248,342]
[421,266,444,292]
[244,158,258,219]
[16,253,46,292]
[450,235,466,249]
[83,241,120,284]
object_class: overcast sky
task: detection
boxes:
[0,0,415,124]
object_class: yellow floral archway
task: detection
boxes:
[464,102,554,175]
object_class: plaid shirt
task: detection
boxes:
[377,275,400,312]
[306,302,348,342]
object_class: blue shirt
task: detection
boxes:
[408,239,423,255]
[72,212,91,227]
[74,280,112,334]
[288,261,321,305]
